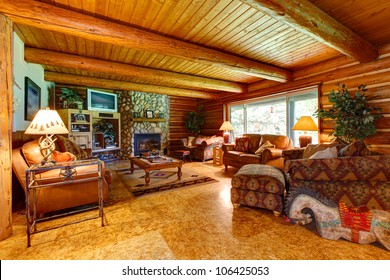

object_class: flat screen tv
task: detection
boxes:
[87,89,118,113]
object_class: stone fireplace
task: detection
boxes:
[134,133,161,156]
[117,90,169,159]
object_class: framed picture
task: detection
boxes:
[146,110,154,118]
[24,77,41,121]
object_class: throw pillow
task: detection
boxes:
[56,135,89,160]
[302,143,339,158]
[309,146,338,159]
[234,137,250,152]
[255,140,275,155]
[187,136,195,146]
[338,140,370,157]
[22,140,44,166]
[52,150,76,162]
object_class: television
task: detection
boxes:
[87,89,118,113]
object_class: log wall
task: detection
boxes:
[169,96,198,141]
[200,44,390,151]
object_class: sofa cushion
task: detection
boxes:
[243,134,262,154]
[338,140,370,157]
[238,154,262,164]
[255,140,275,155]
[202,136,224,146]
[56,135,89,160]
[52,150,76,162]
[22,140,44,166]
[309,146,338,159]
[234,137,250,152]
[260,134,290,150]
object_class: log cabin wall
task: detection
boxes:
[200,44,390,151]
[169,96,198,141]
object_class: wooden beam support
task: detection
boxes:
[24,48,246,94]
[44,72,220,100]
[242,0,379,63]
[0,0,292,83]
[0,14,13,241]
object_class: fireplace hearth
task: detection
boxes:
[134,133,161,156]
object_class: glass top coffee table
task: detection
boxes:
[129,156,183,186]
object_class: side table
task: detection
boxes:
[213,146,223,165]
[25,159,104,247]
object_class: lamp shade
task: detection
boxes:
[219,121,233,131]
[292,116,318,131]
[25,108,69,135]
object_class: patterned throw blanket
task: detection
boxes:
[339,202,373,243]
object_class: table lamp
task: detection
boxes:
[24,108,69,164]
[219,121,233,143]
[292,116,318,148]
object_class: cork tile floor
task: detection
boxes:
[1,161,389,260]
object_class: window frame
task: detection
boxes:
[226,86,320,146]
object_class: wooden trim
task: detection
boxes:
[24,47,247,94]
[0,13,13,241]
[242,0,378,62]
[44,72,219,100]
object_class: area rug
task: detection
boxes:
[116,167,218,196]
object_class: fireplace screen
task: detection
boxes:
[134,133,161,156]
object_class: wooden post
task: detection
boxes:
[0,13,13,240]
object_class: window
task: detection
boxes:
[228,87,318,147]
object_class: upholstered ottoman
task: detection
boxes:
[231,164,286,216]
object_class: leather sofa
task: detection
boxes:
[283,141,389,211]
[12,138,111,217]
[222,134,293,170]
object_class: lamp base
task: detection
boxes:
[299,134,312,148]
[223,132,230,144]
[38,134,57,164]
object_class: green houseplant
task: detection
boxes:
[315,84,381,144]
[60,87,84,109]
[185,105,205,136]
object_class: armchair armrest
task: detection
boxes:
[282,148,305,162]
[262,148,282,164]
[222,143,235,153]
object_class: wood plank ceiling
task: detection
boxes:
[2,0,390,99]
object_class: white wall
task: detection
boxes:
[12,32,50,131]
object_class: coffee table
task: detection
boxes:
[129,156,182,186]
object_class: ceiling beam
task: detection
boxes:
[242,0,378,63]
[25,48,246,94]
[44,72,220,100]
[0,0,292,83]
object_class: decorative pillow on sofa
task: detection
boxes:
[52,150,76,162]
[234,137,250,152]
[309,146,338,159]
[56,135,89,160]
[255,140,275,155]
[302,143,339,158]
[22,140,44,166]
[338,140,370,157]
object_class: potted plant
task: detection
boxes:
[315,84,381,144]
[185,105,205,136]
[60,87,84,109]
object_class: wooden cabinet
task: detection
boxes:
[58,109,121,161]
[91,111,121,161]
[58,109,93,149]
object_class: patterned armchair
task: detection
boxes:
[283,142,390,211]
